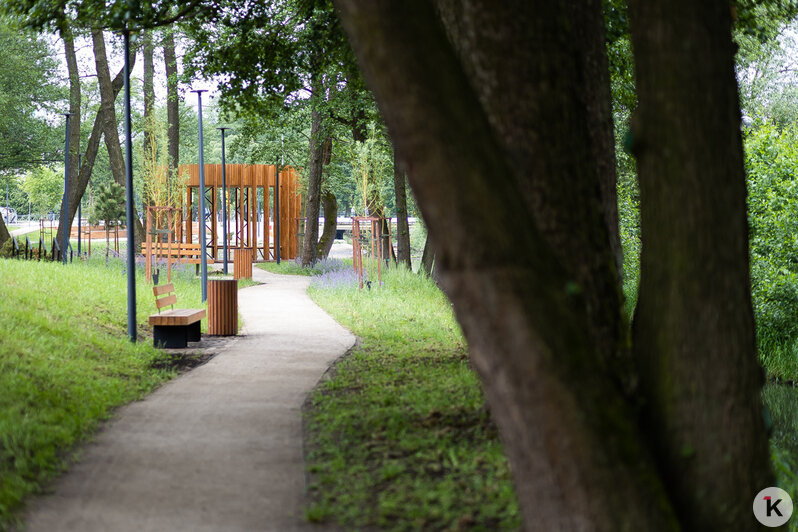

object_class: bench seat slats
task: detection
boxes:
[149,308,206,326]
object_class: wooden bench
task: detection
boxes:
[148,283,206,348]
[150,242,216,265]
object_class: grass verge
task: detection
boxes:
[0,255,202,529]
[304,266,520,530]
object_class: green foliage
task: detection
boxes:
[89,182,125,227]
[0,17,63,176]
[0,257,204,529]
[745,123,798,380]
[22,166,62,218]
[762,383,798,531]
[348,122,391,216]
[305,267,520,530]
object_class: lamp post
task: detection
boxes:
[123,28,136,342]
[192,89,209,301]
[217,127,229,274]
[61,113,71,264]
[77,153,81,257]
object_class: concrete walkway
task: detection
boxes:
[21,268,355,532]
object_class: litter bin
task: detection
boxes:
[234,247,253,280]
[208,278,238,335]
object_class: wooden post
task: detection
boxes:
[207,278,237,335]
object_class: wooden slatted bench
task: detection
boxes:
[151,242,216,265]
[148,283,206,348]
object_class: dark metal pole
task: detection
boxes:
[77,153,81,257]
[192,89,209,301]
[217,127,229,274]
[123,29,137,342]
[61,113,71,264]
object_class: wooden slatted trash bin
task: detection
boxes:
[234,247,253,280]
[207,278,238,335]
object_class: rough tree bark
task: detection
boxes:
[393,150,411,268]
[0,216,10,247]
[628,1,772,529]
[301,102,324,267]
[69,56,135,250]
[334,0,771,529]
[55,25,81,249]
[316,137,336,259]
[92,29,145,253]
[142,29,155,200]
[317,189,337,259]
[163,30,179,175]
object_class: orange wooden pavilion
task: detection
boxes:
[178,164,302,262]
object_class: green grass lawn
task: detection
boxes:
[304,266,521,530]
[0,255,205,529]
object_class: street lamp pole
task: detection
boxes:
[123,28,136,342]
[217,127,229,275]
[77,153,81,257]
[192,89,209,301]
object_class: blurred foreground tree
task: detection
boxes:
[334,0,772,529]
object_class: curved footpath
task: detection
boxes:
[21,267,355,532]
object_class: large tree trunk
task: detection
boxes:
[0,215,10,247]
[301,102,324,267]
[55,25,81,249]
[317,189,337,259]
[142,29,155,206]
[393,150,411,268]
[316,137,336,259]
[335,0,772,529]
[92,29,145,253]
[71,56,135,250]
[163,30,179,175]
[628,1,772,529]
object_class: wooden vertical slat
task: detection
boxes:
[207,279,237,335]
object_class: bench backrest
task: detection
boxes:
[153,283,177,313]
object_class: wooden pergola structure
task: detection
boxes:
[178,164,302,262]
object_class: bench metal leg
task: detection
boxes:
[153,325,189,348]
[187,321,201,342]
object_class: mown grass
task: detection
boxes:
[0,255,203,529]
[304,266,520,531]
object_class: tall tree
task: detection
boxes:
[628,1,771,528]
[54,24,82,249]
[301,97,325,266]
[142,28,155,185]
[0,16,62,245]
[393,150,411,268]
[163,30,179,174]
[92,29,145,252]
[333,0,771,529]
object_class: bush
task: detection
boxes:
[745,123,798,379]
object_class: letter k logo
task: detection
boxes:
[764,496,783,517]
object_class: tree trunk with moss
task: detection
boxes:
[628,1,772,528]
[334,0,771,529]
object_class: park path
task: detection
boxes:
[21,267,355,532]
